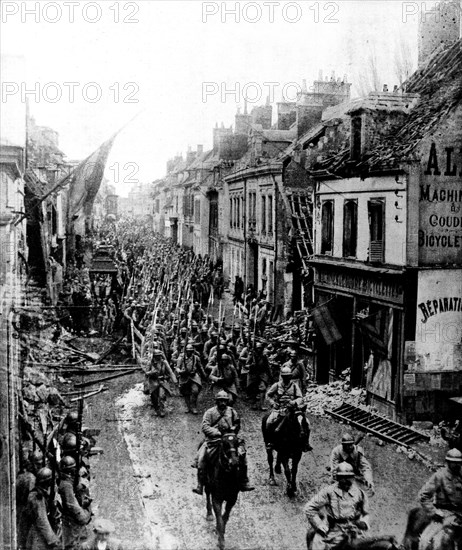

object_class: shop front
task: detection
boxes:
[310,259,405,419]
[403,269,462,422]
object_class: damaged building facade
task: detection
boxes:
[147,7,461,423]
[298,36,461,422]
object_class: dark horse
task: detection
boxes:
[402,508,462,550]
[203,433,241,550]
[262,407,309,497]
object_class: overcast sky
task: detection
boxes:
[1,1,420,196]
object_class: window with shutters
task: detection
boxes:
[368,199,385,263]
[321,200,334,254]
[343,200,357,258]
[230,198,233,228]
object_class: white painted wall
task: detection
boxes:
[315,175,407,266]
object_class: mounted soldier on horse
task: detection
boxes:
[262,366,312,496]
[192,390,255,550]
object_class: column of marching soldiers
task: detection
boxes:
[17,219,462,550]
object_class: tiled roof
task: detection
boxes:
[291,40,461,177]
[359,39,462,171]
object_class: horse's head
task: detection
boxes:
[219,433,240,471]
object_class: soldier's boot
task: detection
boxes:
[192,469,204,495]
[183,395,191,413]
[190,393,199,415]
[238,463,255,492]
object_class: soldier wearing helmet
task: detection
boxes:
[191,302,205,325]
[304,462,370,549]
[419,448,462,521]
[25,467,60,550]
[264,367,312,451]
[176,341,207,414]
[192,390,254,495]
[144,349,177,417]
[330,433,374,491]
[209,353,239,403]
[247,339,272,411]
[59,455,92,549]
[282,348,309,394]
[16,450,44,548]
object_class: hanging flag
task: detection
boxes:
[312,303,342,346]
[67,134,117,226]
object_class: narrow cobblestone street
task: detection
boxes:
[72,292,436,550]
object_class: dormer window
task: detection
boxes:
[350,115,363,161]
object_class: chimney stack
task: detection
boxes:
[418,0,460,67]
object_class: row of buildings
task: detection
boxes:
[136,15,462,424]
[0,58,118,548]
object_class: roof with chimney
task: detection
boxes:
[359,39,462,172]
[302,39,461,177]
[282,40,461,179]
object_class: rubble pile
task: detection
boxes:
[264,311,314,352]
[303,381,366,417]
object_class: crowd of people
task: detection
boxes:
[18,219,462,550]
[17,409,124,550]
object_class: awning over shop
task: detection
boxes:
[449,396,462,406]
[312,303,342,346]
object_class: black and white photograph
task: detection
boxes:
[1,1,461,549]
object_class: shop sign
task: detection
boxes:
[419,142,462,265]
[415,270,462,372]
[315,268,403,304]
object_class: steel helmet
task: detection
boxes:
[36,467,53,484]
[59,455,76,472]
[289,350,297,357]
[186,343,194,351]
[215,390,229,402]
[281,366,292,377]
[29,450,44,465]
[341,433,355,445]
[221,354,231,361]
[255,342,263,349]
[446,448,462,462]
[93,518,115,534]
[153,349,163,356]
[336,462,355,477]
[66,411,79,424]
[62,433,77,451]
